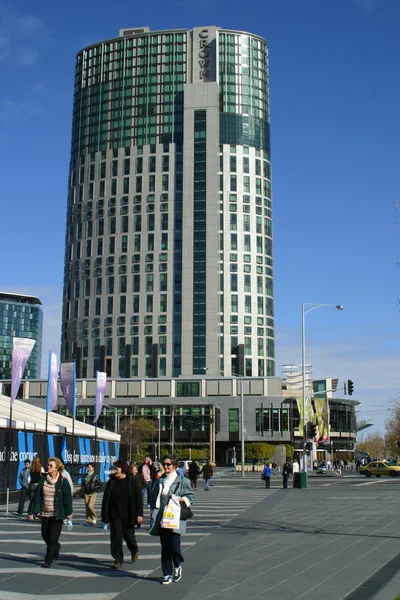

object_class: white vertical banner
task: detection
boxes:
[10,338,36,404]
[94,371,107,424]
[46,352,58,413]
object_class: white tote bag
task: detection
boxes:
[161,495,181,530]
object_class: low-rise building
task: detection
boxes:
[0,375,358,464]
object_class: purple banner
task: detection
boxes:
[10,338,36,405]
[60,362,76,417]
[46,352,58,413]
[94,371,107,424]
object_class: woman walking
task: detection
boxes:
[79,463,101,525]
[188,460,199,491]
[149,455,195,585]
[28,457,73,568]
[30,457,44,492]
[101,460,143,569]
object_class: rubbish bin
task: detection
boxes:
[293,472,308,489]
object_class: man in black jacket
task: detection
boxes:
[101,460,143,569]
[17,459,31,515]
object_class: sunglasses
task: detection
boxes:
[163,462,172,467]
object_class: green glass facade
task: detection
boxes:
[0,293,43,380]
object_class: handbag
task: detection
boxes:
[180,503,194,520]
[261,473,266,480]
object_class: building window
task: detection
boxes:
[229,408,239,433]
[176,382,200,397]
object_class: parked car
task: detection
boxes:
[178,460,191,477]
[359,461,400,478]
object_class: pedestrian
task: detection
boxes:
[101,459,143,569]
[129,463,146,528]
[155,463,165,480]
[282,462,291,489]
[29,457,44,504]
[271,460,277,474]
[79,463,101,525]
[149,454,195,585]
[17,459,31,515]
[138,455,156,508]
[292,459,299,474]
[200,460,213,491]
[129,463,146,489]
[60,460,74,527]
[61,463,73,492]
[28,457,73,568]
[188,460,199,491]
[263,463,272,489]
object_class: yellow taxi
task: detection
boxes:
[359,461,400,478]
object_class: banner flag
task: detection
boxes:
[60,362,76,418]
[46,352,58,413]
[296,398,304,431]
[314,397,330,440]
[306,397,314,425]
[10,338,36,405]
[94,371,107,424]
[322,397,330,440]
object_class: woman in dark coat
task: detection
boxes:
[101,460,143,569]
[282,462,291,489]
[28,457,73,568]
[188,460,200,491]
[149,455,195,585]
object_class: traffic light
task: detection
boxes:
[306,422,312,437]
[310,423,317,438]
[347,380,354,396]
[305,442,312,452]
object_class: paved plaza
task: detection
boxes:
[1,472,400,599]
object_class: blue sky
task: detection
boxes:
[1,0,399,435]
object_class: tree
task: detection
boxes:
[385,400,400,457]
[119,417,157,462]
[245,442,276,462]
[356,432,386,460]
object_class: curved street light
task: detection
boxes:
[302,303,344,472]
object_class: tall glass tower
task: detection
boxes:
[0,292,43,379]
[61,26,274,379]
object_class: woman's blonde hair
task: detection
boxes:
[31,457,42,473]
[48,457,64,473]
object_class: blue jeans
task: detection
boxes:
[204,478,210,490]
[145,480,152,506]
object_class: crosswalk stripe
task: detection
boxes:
[0,594,119,600]
[0,568,153,577]
[3,552,160,561]
[3,540,194,546]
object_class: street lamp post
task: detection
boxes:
[157,410,161,461]
[204,368,245,479]
[301,303,343,473]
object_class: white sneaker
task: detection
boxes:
[173,566,182,582]
[92,519,97,525]
[161,575,173,585]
